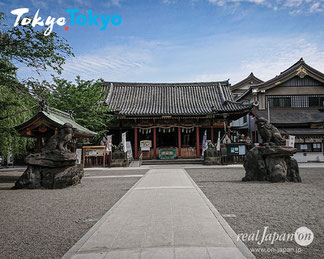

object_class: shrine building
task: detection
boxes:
[103,81,251,159]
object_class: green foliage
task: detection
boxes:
[0,13,74,74]
[0,84,37,160]
[47,76,112,142]
[0,13,74,161]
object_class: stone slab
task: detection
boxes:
[62,169,255,259]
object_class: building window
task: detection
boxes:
[296,143,322,152]
[267,95,324,108]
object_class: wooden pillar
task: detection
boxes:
[36,137,41,153]
[196,125,200,157]
[178,127,181,157]
[228,125,230,136]
[134,127,138,159]
[211,126,214,144]
[153,127,157,159]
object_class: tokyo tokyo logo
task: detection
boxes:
[10,8,122,36]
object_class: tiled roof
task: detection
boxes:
[231,72,263,91]
[252,58,324,90]
[257,108,324,125]
[103,81,250,116]
[15,107,97,137]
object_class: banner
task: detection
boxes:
[122,132,127,153]
[202,130,207,156]
[106,135,112,153]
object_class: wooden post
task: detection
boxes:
[211,126,214,144]
[178,127,181,157]
[134,127,138,159]
[36,137,41,153]
[153,127,157,159]
[254,95,257,143]
[196,125,200,157]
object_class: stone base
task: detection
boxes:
[13,164,84,189]
[204,156,222,165]
[243,146,301,183]
[25,150,77,167]
[110,159,129,167]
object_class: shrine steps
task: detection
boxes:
[141,158,204,165]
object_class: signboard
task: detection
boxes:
[288,135,295,147]
[122,132,127,153]
[238,145,246,155]
[140,140,152,148]
[106,135,112,153]
[85,149,104,156]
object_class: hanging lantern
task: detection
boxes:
[158,128,161,132]
[169,128,171,133]
[139,129,142,133]
[182,128,184,133]
[149,129,151,133]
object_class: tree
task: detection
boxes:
[46,76,112,143]
[0,13,74,161]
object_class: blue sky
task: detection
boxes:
[2,0,324,84]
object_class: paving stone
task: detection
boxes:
[64,169,253,259]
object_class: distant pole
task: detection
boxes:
[254,95,257,143]
[252,88,259,144]
[267,98,271,123]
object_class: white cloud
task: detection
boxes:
[162,0,176,4]
[59,40,168,81]
[192,35,324,84]
[208,0,324,13]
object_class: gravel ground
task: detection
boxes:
[186,167,324,259]
[0,168,147,259]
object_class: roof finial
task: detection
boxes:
[300,57,304,62]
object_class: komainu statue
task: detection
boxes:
[13,123,84,189]
[256,117,285,146]
[43,123,73,152]
[243,117,301,183]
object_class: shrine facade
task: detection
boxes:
[103,81,251,159]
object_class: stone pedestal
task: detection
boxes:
[13,150,84,189]
[203,148,222,165]
[110,150,129,167]
[243,146,301,183]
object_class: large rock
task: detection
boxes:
[243,146,301,183]
[13,164,83,189]
[13,123,85,189]
[243,117,301,183]
[25,150,77,167]
[243,147,267,181]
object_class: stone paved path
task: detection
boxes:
[63,169,255,259]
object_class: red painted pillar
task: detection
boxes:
[211,126,214,144]
[153,127,157,158]
[196,125,200,157]
[36,137,41,153]
[228,125,230,136]
[178,127,181,157]
[134,127,138,159]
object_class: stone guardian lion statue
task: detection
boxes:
[43,123,73,152]
[256,117,285,146]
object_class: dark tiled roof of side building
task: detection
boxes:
[103,81,250,116]
[231,72,264,91]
